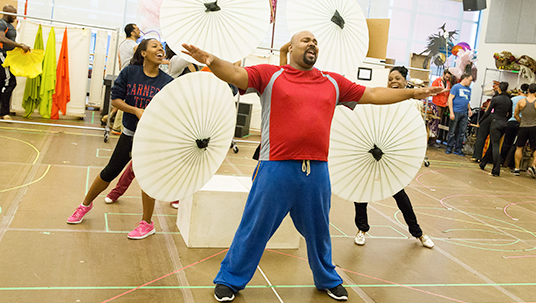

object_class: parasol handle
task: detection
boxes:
[368,144,384,161]
[196,138,211,149]
[204,1,221,12]
[331,10,345,29]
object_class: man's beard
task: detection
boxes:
[303,49,317,66]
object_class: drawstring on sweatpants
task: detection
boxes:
[301,160,311,176]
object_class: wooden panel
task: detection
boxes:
[366,19,390,60]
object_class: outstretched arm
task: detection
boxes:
[0,31,29,52]
[181,44,248,90]
[359,86,448,104]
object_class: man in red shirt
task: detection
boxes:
[430,69,453,145]
[183,30,446,302]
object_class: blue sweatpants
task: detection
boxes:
[213,160,343,292]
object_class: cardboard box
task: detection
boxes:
[366,19,390,60]
[409,53,430,83]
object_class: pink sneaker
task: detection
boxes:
[67,203,93,224]
[127,221,155,239]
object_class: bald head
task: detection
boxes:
[290,31,315,45]
[3,5,16,13]
[2,5,17,23]
[288,31,318,71]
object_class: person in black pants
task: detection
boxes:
[473,82,510,162]
[500,83,528,168]
[0,5,30,120]
[353,189,429,246]
[477,82,513,176]
[354,66,434,249]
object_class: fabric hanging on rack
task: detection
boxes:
[88,30,107,108]
[22,24,44,118]
[51,28,70,120]
[39,27,56,119]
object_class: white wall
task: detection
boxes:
[471,0,536,107]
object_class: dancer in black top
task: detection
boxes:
[478,82,513,176]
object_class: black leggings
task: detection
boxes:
[473,117,492,160]
[480,119,507,176]
[354,189,423,238]
[100,134,133,182]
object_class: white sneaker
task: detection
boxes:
[104,196,115,204]
[528,166,536,178]
[419,235,434,248]
[170,201,179,209]
[354,230,366,245]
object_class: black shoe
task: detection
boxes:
[326,284,348,301]
[214,284,235,302]
[512,169,520,176]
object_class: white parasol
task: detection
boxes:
[286,0,369,76]
[328,101,427,202]
[132,72,236,201]
[160,0,271,64]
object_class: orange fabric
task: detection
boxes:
[51,28,70,120]
[431,77,451,107]
[201,66,211,72]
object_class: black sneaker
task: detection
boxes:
[214,284,235,302]
[326,284,348,301]
[512,169,520,176]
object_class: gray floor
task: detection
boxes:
[1,112,536,303]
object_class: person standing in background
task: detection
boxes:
[512,83,536,177]
[472,82,511,163]
[165,44,192,78]
[103,23,141,133]
[118,23,141,70]
[430,69,452,147]
[113,23,142,134]
[0,5,30,120]
[477,82,512,176]
[500,83,528,168]
[446,73,473,156]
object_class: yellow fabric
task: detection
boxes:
[2,48,45,78]
[39,27,56,119]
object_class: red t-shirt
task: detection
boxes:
[431,77,451,107]
[241,64,365,161]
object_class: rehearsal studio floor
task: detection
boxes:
[1,111,536,303]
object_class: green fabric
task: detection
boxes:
[39,27,56,119]
[22,25,44,118]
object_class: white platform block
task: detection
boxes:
[176,175,300,249]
